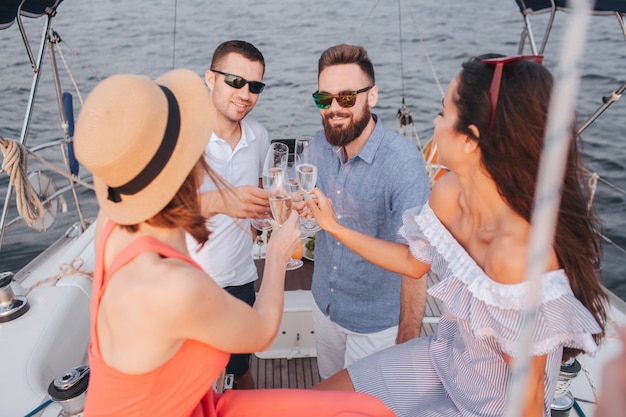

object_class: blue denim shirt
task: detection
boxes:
[310,115,430,333]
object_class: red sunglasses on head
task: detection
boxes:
[482,55,544,132]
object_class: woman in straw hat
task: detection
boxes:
[75,69,393,417]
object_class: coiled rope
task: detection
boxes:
[0,136,94,228]
[0,137,44,227]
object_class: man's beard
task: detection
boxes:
[322,106,371,147]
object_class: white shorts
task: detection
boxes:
[312,302,398,379]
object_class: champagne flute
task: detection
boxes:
[295,136,321,234]
[296,164,317,194]
[269,194,292,225]
[269,190,303,271]
[287,154,313,237]
[263,141,289,193]
[286,153,302,196]
[251,142,289,231]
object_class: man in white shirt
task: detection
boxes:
[187,40,271,390]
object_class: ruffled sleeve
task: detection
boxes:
[399,205,434,264]
[430,271,601,357]
[401,204,601,358]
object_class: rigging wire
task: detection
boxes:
[397,0,406,99]
[583,168,626,256]
[53,39,86,106]
[347,0,383,44]
[403,0,444,99]
[53,38,101,105]
[172,0,178,69]
[395,0,419,147]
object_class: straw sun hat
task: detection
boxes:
[75,69,212,225]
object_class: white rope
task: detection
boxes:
[51,34,102,107]
[553,374,576,398]
[504,1,594,416]
[0,138,44,227]
[586,170,599,209]
[0,137,94,229]
[593,168,626,196]
[54,40,85,106]
[578,361,599,402]
[573,320,626,404]
[579,167,626,256]
[24,257,92,296]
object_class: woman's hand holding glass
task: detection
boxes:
[303,188,341,234]
[270,162,304,270]
[251,142,289,231]
[264,210,302,271]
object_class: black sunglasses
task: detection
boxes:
[211,69,266,94]
[312,86,373,109]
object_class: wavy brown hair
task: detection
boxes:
[121,157,227,247]
[455,54,608,360]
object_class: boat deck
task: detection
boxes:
[251,259,442,389]
[251,355,322,389]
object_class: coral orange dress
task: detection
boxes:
[85,220,394,417]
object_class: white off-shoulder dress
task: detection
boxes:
[348,204,601,417]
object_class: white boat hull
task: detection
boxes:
[1,223,95,416]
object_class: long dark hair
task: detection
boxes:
[455,54,607,359]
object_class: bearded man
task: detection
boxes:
[307,44,431,379]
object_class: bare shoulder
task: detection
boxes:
[429,172,461,220]
[485,233,528,285]
[113,254,217,322]
[485,218,559,285]
[150,257,216,305]
[98,254,221,371]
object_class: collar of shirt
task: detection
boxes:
[328,113,383,165]
[210,118,258,154]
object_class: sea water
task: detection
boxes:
[0,0,624,300]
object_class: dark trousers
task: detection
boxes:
[223,281,256,377]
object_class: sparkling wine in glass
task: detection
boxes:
[269,194,292,224]
[262,142,289,194]
[296,164,317,194]
[252,142,289,231]
[263,167,285,194]
[269,193,303,271]
[295,136,321,234]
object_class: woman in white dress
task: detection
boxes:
[308,54,608,417]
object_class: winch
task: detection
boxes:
[47,365,90,416]
[550,358,582,417]
[0,271,29,323]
